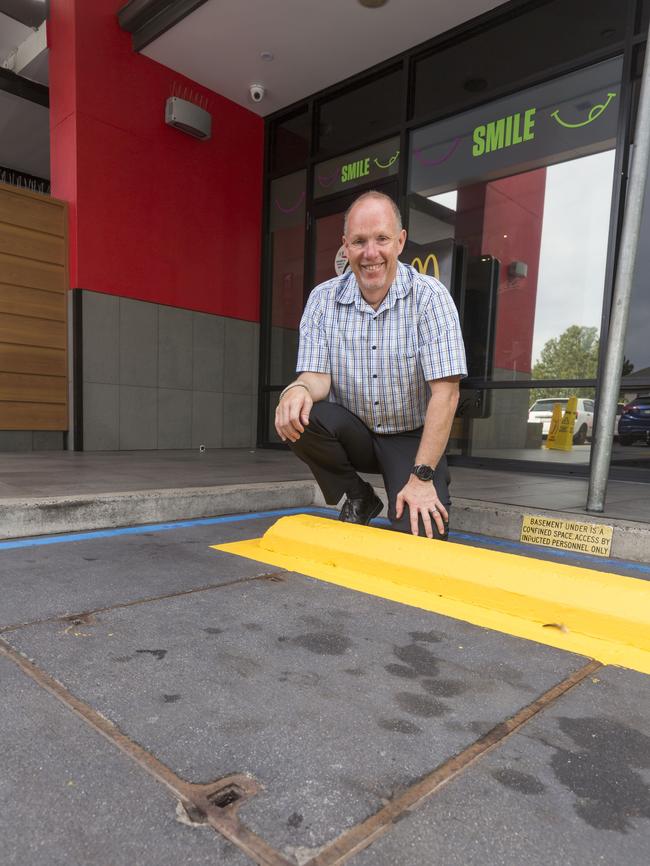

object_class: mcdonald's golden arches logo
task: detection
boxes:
[410,253,440,279]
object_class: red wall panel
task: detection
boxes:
[456,171,546,375]
[482,171,546,374]
[49,0,264,321]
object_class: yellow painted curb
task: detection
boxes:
[213,515,650,675]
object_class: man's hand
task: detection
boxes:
[395,476,448,538]
[275,386,313,442]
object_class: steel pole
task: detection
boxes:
[587,51,650,512]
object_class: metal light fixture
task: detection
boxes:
[358,0,389,8]
[165,97,212,140]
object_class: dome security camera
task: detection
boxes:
[249,84,265,103]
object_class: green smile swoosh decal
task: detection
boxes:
[551,92,616,129]
[373,150,400,169]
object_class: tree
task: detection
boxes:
[531,325,599,402]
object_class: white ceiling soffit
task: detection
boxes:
[18,42,48,86]
[0,87,49,177]
[0,11,31,62]
[142,0,508,117]
[0,13,48,84]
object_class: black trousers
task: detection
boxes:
[289,401,451,539]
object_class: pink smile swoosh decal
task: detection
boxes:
[414,136,462,166]
[317,171,338,188]
[274,191,306,214]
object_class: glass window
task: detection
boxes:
[313,211,346,288]
[413,0,627,121]
[271,109,311,174]
[448,386,599,463]
[611,389,650,470]
[623,139,650,388]
[266,389,283,444]
[317,67,403,156]
[409,57,621,384]
[268,171,306,386]
[314,137,400,199]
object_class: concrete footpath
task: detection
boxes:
[1,449,649,563]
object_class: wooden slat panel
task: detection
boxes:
[0,185,68,432]
[0,372,66,404]
[0,313,66,350]
[0,222,65,266]
[0,401,68,430]
[0,284,66,321]
[0,344,66,377]
[0,187,64,237]
[0,181,62,205]
[0,252,65,293]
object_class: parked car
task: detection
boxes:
[528,397,594,444]
[617,393,650,445]
[614,402,624,439]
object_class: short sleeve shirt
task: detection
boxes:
[296,262,467,433]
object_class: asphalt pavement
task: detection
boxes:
[1,511,649,865]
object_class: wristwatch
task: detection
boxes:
[411,464,435,482]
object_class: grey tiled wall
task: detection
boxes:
[82,292,258,451]
[0,431,65,452]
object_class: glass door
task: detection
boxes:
[261,180,399,445]
[408,56,622,470]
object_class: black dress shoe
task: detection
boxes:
[338,488,383,524]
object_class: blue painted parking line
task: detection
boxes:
[447,529,650,575]
[0,507,336,551]
[1,507,647,577]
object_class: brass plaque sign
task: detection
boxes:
[520,516,613,557]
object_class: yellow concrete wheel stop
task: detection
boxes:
[213,515,650,674]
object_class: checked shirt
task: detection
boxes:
[296,262,467,434]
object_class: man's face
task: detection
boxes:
[343,198,407,307]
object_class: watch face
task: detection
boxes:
[414,465,434,482]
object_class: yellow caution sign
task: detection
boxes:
[547,396,577,451]
[545,402,563,449]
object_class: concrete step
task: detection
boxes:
[1,480,649,566]
[0,481,316,541]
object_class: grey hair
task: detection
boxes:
[343,190,403,237]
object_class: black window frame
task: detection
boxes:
[257,0,648,483]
